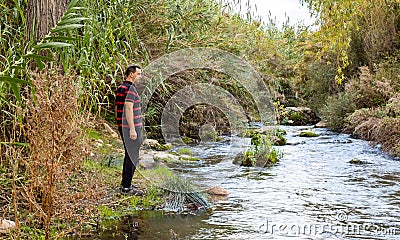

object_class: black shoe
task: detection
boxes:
[120,186,144,196]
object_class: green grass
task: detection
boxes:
[86,128,102,140]
[177,147,193,156]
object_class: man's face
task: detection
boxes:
[131,68,142,82]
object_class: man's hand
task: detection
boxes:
[130,128,137,140]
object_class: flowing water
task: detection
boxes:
[97,126,400,239]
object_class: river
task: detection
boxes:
[96,125,400,239]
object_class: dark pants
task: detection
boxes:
[118,127,143,188]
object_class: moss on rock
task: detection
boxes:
[299,131,319,137]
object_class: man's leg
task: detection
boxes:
[119,127,142,189]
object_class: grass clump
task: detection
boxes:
[159,175,210,212]
[141,166,209,212]
[177,147,193,156]
[241,132,283,167]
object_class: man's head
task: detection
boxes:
[125,65,142,82]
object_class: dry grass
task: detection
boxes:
[0,68,116,239]
[345,95,400,156]
[343,66,400,156]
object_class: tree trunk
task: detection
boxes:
[26,0,69,42]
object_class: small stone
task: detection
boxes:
[153,152,179,162]
[94,139,103,147]
[315,120,328,128]
[207,186,230,196]
[0,219,16,233]
[349,158,371,165]
[104,123,118,138]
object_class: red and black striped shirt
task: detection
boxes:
[115,81,143,128]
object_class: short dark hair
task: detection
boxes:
[125,65,141,78]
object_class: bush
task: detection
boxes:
[345,98,400,156]
[15,68,99,237]
[241,132,282,167]
[345,66,396,109]
[300,62,338,113]
[321,91,357,130]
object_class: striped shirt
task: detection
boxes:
[115,81,143,128]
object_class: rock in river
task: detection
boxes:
[281,107,321,126]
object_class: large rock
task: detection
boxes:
[143,139,161,149]
[281,107,321,126]
[0,219,16,233]
[143,139,172,151]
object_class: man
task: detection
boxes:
[115,65,144,195]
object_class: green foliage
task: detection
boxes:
[300,63,338,113]
[86,128,101,140]
[179,156,201,161]
[19,226,48,239]
[276,128,287,136]
[0,0,86,106]
[129,196,141,208]
[177,147,193,156]
[98,205,120,221]
[181,136,196,145]
[241,132,282,167]
[322,62,399,131]
[242,145,281,167]
[302,0,400,82]
[321,91,357,130]
[141,185,163,209]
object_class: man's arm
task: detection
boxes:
[125,102,137,140]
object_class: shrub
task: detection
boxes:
[346,66,396,108]
[300,62,337,113]
[18,68,96,237]
[321,91,357,130]
[345,99,400,156]
[241,132,282,167]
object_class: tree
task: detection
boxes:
[301,0,400,82]
[26,0,69,42]
[0,0,85,105]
